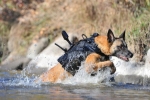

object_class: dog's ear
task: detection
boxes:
[107,29,115,43]
[119,30,125,40]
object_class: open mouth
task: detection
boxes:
[119,55,129,61]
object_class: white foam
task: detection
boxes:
[110,49,150,77]
[29,54,58,69]
[56,63,113,85]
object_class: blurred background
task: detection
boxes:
[0,0,150,71]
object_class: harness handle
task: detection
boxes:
[91,33,99,37]
[82,34,87,39]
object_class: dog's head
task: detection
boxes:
[95,29,133,62]
[108,29,133,61]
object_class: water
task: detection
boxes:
[0,69,150,100]
[1,49,150,100]
[1,76,150,100]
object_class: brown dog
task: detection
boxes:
[40,29,133,83]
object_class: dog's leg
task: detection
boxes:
[85,53,116,74]
[40,63,72,83]
[95,61,116,74]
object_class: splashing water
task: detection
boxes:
[58,63,113,85]
[0,71,41,87]
[0,53,61,87]
[0,54,59,87]
[1,49,150,87]
[28,54,59,69]
[110,49,150,77]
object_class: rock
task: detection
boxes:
[114,75,150,86]
[0,57,31,71]
[1,51,22,65]
[1,37,50,71]
[27,37,50,59]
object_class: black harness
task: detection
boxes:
[57,32,109,76]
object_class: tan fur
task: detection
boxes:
[95,36,112,55]
[85,53,115,74]
[40,35,115,83]
[40,63,72,83]
[110,38,123,54]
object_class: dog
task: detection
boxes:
[39,29,133,83]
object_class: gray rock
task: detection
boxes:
[0,57,31,71]
[1,37,50,71]
[114,75,150,86]
[27,37,50,59]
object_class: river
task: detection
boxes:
[0,70,150,100]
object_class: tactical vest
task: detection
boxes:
[57,33,108,76]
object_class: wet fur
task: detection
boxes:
[40,30,132,83]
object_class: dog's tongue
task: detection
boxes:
[120,56,129,61]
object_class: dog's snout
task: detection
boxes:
[128,52,133,58]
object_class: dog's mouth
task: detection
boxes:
[119,55,129,61]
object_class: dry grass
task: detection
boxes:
[30,0,134,36]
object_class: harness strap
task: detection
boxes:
[82,33,106,56]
